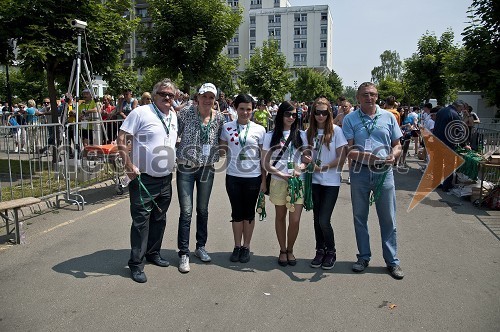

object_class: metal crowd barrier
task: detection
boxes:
[0,118,125,209]
[474,127,500,157]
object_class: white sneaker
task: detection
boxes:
[14,147,18,153]
[178,254,190,273]
[21,148,26,152]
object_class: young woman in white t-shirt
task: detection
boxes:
[220,94,266,264]
[305,97,348,270]
[262,101,308,267]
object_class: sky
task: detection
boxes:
[290,0,473,87]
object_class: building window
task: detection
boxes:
[320,40,327,48]
[294,27,307,35]
[269,14,280,23]
[136,8,147,18]
[250,16,255,24]
[301,54,307,62]
[250,0,261,5]
[250,42,255,50]
[233,47,239,55]
[321,12,327,21]
[294,54,300,62]
[250,29,256,38]
[321,27,327,35]
[274,0,279,4]
[320,53,327,62]
[294,40,307,49]
[228,47,238,55]
[294,13,307,22]
[269,28,281,37]
[232,36,239,43]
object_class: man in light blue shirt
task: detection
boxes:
[342,82,404,280]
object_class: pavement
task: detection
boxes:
[0,156,499,332]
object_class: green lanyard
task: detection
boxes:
[151,103,172,137]
[137,175,162,213]
[199,110,213,144]
[358,110,380,136]
[237,122,251,147]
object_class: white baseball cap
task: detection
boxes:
[198,83,217,97]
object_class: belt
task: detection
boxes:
[177,159,212,168]
[351,161,387,170]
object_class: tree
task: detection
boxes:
[0,0,135,121]
[291,68,333,102]
[461,0,500,106]
[376,77,404,104]
[403,30,459,105]
[342,86,357,105]
[327,71,343,99]
[371,50,403,84]
[140,0,242,91]
[0,69,49,103]
[105,65,138,98]
[240,40,292,102]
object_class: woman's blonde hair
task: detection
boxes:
[27,99,36,108]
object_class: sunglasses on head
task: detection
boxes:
[156,92,175,99]
[283,111,297,119]
[314,109,329,116]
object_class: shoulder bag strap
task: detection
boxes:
[272,134,293,167]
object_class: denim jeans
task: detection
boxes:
[128,173,173,268]
[176,164,215,256]
[312,184,339,252]
[349,165,400,266]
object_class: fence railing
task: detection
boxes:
[0,118,125,208]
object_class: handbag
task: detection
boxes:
[264,134,293,195]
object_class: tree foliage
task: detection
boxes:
[376,77,405,104]
[327,71,343,99]
[291,68,333,102]
[0,69,49,103]
[461,0,500,106]
[240,40,292,102]
[371,50,403,84]
[140,0,242,91]
[403,30,459,105]
[0,0,135,116]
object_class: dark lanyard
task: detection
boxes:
[199,110,213,143]
[237,122,251,147]
[358,110,380,136]
[314,133,324,161]
[151,103,171,136]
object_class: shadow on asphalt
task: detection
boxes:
[52,249,389,282]
[52,249,130,279]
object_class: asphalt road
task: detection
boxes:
[0,157,499,331]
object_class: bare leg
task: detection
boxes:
[275,205,288,261]
[286,204,303,260]
[232,222,243,247]
[242,220,255,248]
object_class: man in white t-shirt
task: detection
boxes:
[117,78,178,283]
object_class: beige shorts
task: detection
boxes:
[269,177,304,206]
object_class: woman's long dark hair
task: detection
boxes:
[270,101,303,149]
[306,97,334,151]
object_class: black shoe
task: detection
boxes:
[130,267,147,283]
[239,247,250,263]
[321,251,336,270]
[387,265,405,280]
[278,250,288,267]
[310,249,325,268]
[146,255,170,267]
[230,247,241,262]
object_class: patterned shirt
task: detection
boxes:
[176,104,225,165]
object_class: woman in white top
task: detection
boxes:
[262,101,308,267]
[305,97,348,270]
[220,94,266,263]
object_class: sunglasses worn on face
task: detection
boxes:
[156,92,175,99]
[315,110,329,116]
[284,111,297,119]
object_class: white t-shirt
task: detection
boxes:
[311,126,348,186]
[120,104,178,177]
[262,130,308,182]
[220,120,266,178]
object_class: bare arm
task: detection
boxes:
[116,129,139,180]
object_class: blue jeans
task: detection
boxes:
[349,165,400,266]
[312,184,339,252]
[176,164,215,256]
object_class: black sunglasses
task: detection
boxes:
[283,111,297,119]
[314,109,329,116]
[156,92,175,99]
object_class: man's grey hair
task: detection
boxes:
[152,79,177,97]
[452,100,466,108]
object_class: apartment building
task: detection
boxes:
[123,0,334,75]
[227,0,334,74]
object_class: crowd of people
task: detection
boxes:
[2,80,481,284]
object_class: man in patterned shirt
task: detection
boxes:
[176,83,225,273]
